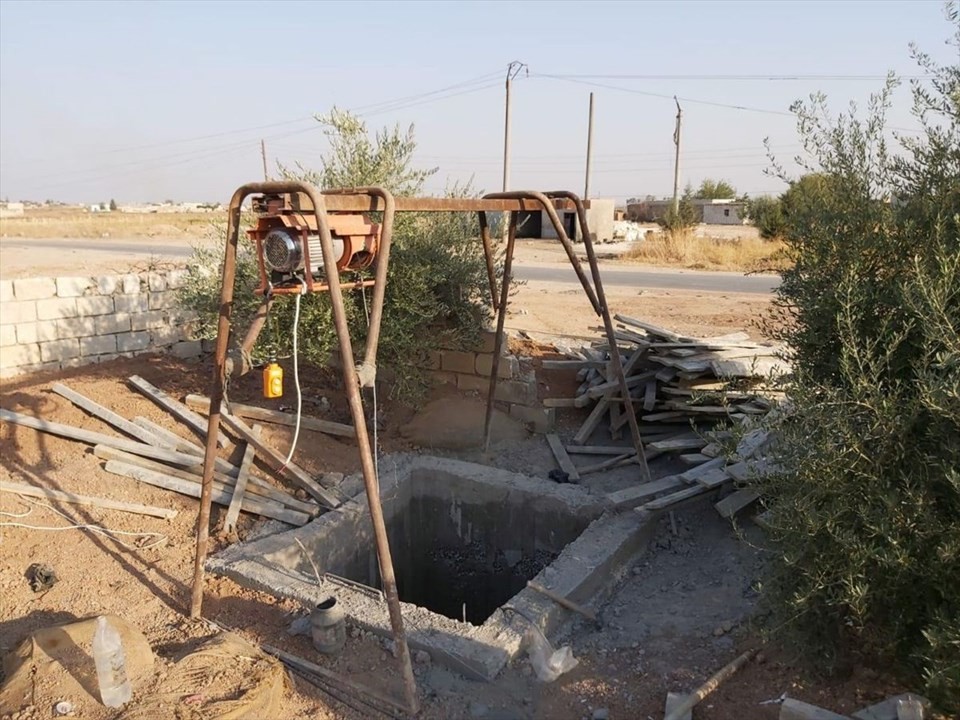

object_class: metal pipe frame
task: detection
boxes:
[190,181,419,715]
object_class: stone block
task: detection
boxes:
[13,277,56,301]
[166,268,189,289]
[39,338,80,362]
[151,325,183,346]
[62,356,99,369]
[457,373,490,393]
[80,334,118,356]
[30,321,59,343]
[94,275,120,295]
[95,313,132,335]
[149,291,176,311]
[15,322,40,344]
[1,300,38,325]
[170,340,202,358]
[0,280,13,302]
[509,405,556,433]
[493,378,538,407]
[56,316,97,339]
[121,274,142,294]
[75,295,114,316]
[117,331,150,352]
[0,325,15,347]
[0,343,40,368]
[475,353,518,379]
[115,294,149,313]
[56,276,95,298]
[441,350,476,375]
[478,329,501,354]
[147,272,167,292]
[36,298,78,320]
[130,309,167,331]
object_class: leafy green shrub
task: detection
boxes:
[178,109,496,402]
[745,195,786,239]
[759,15,960,710]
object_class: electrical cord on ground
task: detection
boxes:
[0,496,167,550]
[281,279,307,470]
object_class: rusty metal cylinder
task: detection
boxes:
[310,597,346,655]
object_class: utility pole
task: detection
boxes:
[672,97,682,214]
[502,61,527,192]
[584,92,595,199]
[261,139,269,182]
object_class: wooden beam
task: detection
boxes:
[223,424,261,535]
[714,489,761,519]
[185,395,355,439]
[132,417,203,456]
[0,480,177,519]
[51,383,176,449]
[545,434,580,481]
[104,460,310,526]
[540,359,606,370]
[578,453,635,476]
[642,484,714,512]
[565,445,635,455]
[648,437,707,452]
[127,376,229,448]
[526,581,598,623]
[570,397,610,445]
[606,474,687,509]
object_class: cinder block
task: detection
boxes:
[130,309,168,331]
[36,298,78,320]
[150,326,183,346]
[1,300,38,325]
[56,276,95,298]
[0,359,59,377]
[115,294,149,313]
[62,356,99,369]
[493,378,538,407]
[94,275,120,295]
[147,272,167,292]
[80,334,118,356]
[170,340,202,358]
[95,313,132,335]
[509,404,556,433]
[166,268,188,289]
[56,316,97,339]
[30,321,59,343]
[475,353,519,379]
[15,323,39,344]
[75,295,114,316]
[121,274,142,294]
[441,350,476,375]
[0,325,16,347]
[117,331,150,352]
[148,291,176,311]
[457,373,490,393]
[39,338,80,362]
[13,277,56,301]
[98,353,120,363]
[0,280,13,303]
[478,329,501,354]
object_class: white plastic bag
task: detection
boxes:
[523,625,578,682]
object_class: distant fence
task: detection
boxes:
[0,269,200,379]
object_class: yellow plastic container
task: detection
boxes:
[263,363,283,399]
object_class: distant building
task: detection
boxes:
[512,198,617,243]
[625,197,747,225]
[0,201,24,218]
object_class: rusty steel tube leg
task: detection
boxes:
[553,191,651,482]
[478,211,499,312]
[190,188,246,619]
[483,212,517,452]
[305,187,419,714]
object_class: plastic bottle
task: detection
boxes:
[92,616,132,707]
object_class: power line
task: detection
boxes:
[542,73,926,81]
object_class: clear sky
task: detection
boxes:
[0,0,952,204]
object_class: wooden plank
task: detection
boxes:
[565,445,635,456]
[695,467,732,488]
[571,398,610,445]
[642,381,658,412]
[679,453,711,466]
[223,424,261,535]
[714,489,760,518]
[545,434,580,481]
[51,383,176,449]
[127,376,229,448]
[606,474,687,509]
[218,411,342,509]
[613,314,689,342]
[104,460,311,526]
[542,397,581,408]
[641,411,686,422]
[92,445,318,515]
[586,370,657,399]
[540,359,606,370]
[664,692,692,720]
[0,480,177,519]
[712,357,788,378]
[578,453,635,476]
[648,437,707,452]
[132,417,203,456]
[0,408,225,469]
[642,484,713,511]
[526,581,598,623]
[185,394,355,439]
[779,698,852,720]
[679,456,726,482]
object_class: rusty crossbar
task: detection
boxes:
[294,194,593,213]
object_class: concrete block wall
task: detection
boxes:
[424,329,556,433]
[0,269,201,379]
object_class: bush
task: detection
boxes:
[759,15,960,710]
[745,196,786,239]
[178,110,496,402]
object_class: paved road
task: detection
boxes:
[0,238,779,294]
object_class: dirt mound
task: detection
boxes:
[400,395,528,449]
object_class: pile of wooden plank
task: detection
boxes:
[0,376,352,531]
